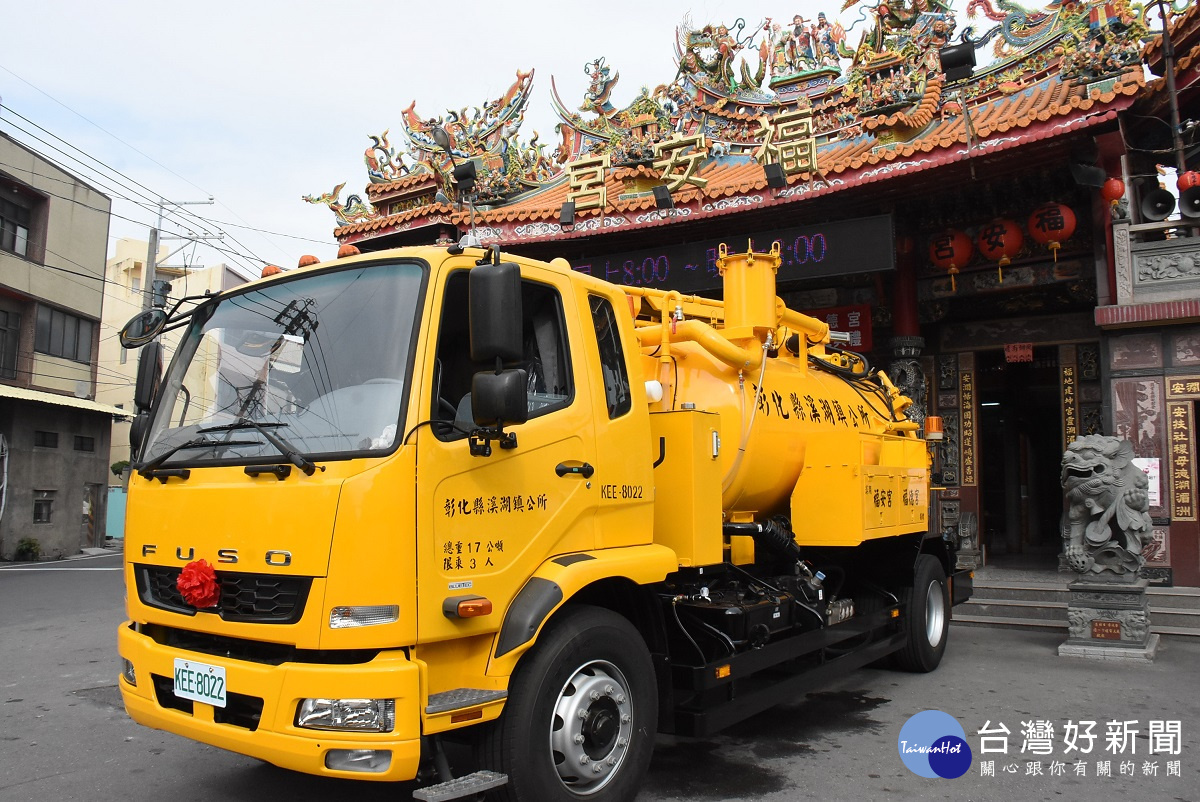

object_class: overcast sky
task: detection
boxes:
[1,0,979,276]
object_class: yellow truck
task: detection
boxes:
[117,240,970,801]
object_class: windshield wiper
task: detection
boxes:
[200,418,324,476]
[137,435,261,478]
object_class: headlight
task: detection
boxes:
[121,658,137,687]
[296,698,395,732]
[329,604,399,629]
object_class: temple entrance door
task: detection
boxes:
[977,346,1063,569]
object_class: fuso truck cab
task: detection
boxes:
[117,241,970,801]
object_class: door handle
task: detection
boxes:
[555,461,594,479]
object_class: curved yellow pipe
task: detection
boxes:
[636,320,764,371]
[623,286,724,311]
[777,299,831,344]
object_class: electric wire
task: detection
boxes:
[4,361,138,388]
[0,110,274,274]
[0,113,227,240]
[0,102,275,263]
[1,76,293,260]
[0,168,253,269]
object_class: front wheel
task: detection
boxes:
[475,605,658,801]
[894,554,949,672]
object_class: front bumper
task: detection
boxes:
[117,621,422,782]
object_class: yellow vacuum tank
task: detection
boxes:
[633,243,928,549]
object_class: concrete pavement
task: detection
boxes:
[1,552,1197,801]
[639,622,1200,801]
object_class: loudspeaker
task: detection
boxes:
[559,201,575,226]
[939,42,976,82]
[1181,186,1200,220]
[652,184,674,209]
[763,162,787,189]
[1141,188,1177,221]
[1069,161,1107,188]
[1069,143,1106,188]
[452,161,477,193]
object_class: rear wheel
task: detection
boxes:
[475,605,657,801]
[894,554,949,672]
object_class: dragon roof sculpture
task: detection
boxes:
[306,0,1172,246]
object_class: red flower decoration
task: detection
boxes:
[177,559,220,609]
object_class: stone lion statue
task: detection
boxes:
[1060,435,1153,575]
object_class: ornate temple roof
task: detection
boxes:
[306,0,1173,250]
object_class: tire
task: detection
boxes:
[894,554,949,673]
[475,605,658,801]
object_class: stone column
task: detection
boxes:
[887,238,926,428]
[1057,434,1158,661]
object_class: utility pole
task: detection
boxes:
[142,197,217,310]
[1154,0,1187,175]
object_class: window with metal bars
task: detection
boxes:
[34,490,54,523]
[0,195,31,258]
[34,306,95,363]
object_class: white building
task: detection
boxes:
[97,238,253,481]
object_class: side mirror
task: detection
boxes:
[129,412,150,462]
[134,341,163,412]
[472,369,529,427]
[119,308,167,348]
[469,261,522,362]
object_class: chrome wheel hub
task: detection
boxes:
[549,660,633,794]
[925,580,946,648]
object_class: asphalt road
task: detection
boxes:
[1,553,1197,801]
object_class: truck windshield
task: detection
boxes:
[140,261,425,468]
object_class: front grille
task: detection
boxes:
[151,674,263,731]
[136,564,311,624]
[146,624,382,667]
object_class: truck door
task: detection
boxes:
[415,264,599,644]
[583,290,655,550]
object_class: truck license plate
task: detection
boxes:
[173,658,227,708]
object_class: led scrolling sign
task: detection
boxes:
[572,214,895,294]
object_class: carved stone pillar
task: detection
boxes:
[1112,220,1133,305]
[887,335,927,429]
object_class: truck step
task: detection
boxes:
[412,770,508,802]
[426,688,508,715]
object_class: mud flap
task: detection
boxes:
[950,568,974,608]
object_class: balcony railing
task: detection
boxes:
[1112,220,1200,306]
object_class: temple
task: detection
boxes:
[305,1,1200,588]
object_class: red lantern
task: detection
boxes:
[929,229,973,291]
[1178,171,1200,192]
[1100,177,1125,205]
[1027,202,1076,261]
[977,218,1023,284]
